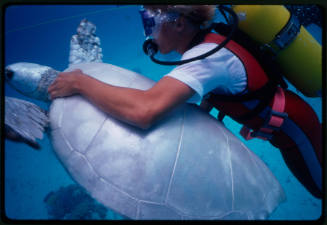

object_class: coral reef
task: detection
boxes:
[43,184,109,220]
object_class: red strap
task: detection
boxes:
[240,87,287,140]
[203,33,284,140]
[202,33,269,91]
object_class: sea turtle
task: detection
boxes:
[4,19,285,220]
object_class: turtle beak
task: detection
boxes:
[5,68,14,81]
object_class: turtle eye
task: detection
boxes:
[5,69,14,80]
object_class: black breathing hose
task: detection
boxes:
[143,5,239,66]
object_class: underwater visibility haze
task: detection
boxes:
[3,4,323,220]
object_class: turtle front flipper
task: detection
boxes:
[5,96,49,150]
[5,124,41,149]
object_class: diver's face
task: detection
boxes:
[140,8,180,54]
[155,22,179,54]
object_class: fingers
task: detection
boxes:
[48,91,58,100]
[47,69,83,100]
[48,79,58,97]
[48,80,57,92]
[48,81,65,99]
[48,78,63,100]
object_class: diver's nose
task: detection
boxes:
[5,68,14,80]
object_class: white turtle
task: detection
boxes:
[5,19,285,220]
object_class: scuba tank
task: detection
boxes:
[232,5,322,97]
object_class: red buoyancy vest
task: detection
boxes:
[203,33,269,92]
[203,33,275,130]
[203,34,323,199]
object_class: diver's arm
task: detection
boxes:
[48,70,194,129]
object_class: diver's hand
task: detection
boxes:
[48,69,85,99]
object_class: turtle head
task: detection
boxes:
[5,62,59,101]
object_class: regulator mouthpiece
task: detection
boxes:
[143,38,158,56]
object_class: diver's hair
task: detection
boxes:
[145,5,216,29]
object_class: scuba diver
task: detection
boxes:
[48,5,322,199]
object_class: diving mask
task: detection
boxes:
[139,7,179,38]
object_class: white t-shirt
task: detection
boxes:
[165,43,247,104]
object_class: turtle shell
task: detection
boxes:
[49,62,285,220]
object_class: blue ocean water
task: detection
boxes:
[3,5,323,220]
